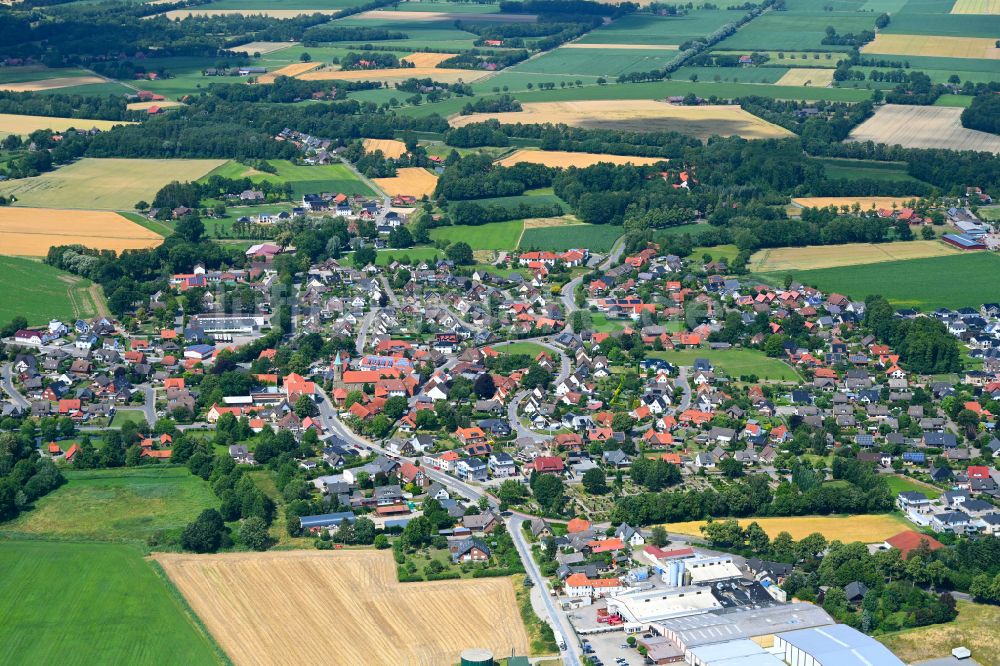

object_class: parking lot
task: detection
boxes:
[581,631,645,666]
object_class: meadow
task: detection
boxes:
[0,158,226,210]
[576,9,748,45]
[520,224,623,252]
[202,159,374,198]
[0,540,222,665]
[815,157,923,183]
[0,256,105,325]
[879,601,1000,666]
[668,513,911,541]
[884,475,942,500]
[776,252,1000,309]
[648,348,800,381]
[504,46,681,80]
[0,207,163,256]
[430,219,523,250]
[111,408,150,427]
[716,11,877,51]
[4,467,218,544]
[749,240,959,272]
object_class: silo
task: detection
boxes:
[460,647,494,666]
[667,559,685,586]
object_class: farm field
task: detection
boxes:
[882,11,1000,36]
[667,513,911,542]
[126,100,186,111]
[452,100,794,140]
[4,468,217,543]
[156,549,530,666]
[351,9,535,22]
[951,0,1000,12]
[648,348,800,381]
[0,112,131,136]
[0,541,222,665]
[0,256,106,324]
[520,224,623,253]
[776,252,1000,310]
[846,104,1000,153]
[256,61,320,83]
[227,40,296,54]
[504,46,681,80]
[363,137,408,158]
[0,158,225,210]
[774,68,835,87]
[298,64,489,84]
[430,220,523,251]
[0,75,105,92]
[0,64,94,84]
[815,157,923,183]
[792,195,921,210]
[862,33,1000,59]
[749,241,960,272]
[202,159,374,198]
[716,11,877,51]
[575,10,747,45]
[879,601,1000,666]
[372,167,438,198]
[672,65,788,84]
[496,149,665,168]
[0,207,162,256]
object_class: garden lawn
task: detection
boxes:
[884,475,942,500]
[430,220,523,250]
[590,312,626,333]
[0,540,222,665]
[0,256,104,325]
[769,252,1000,310]
[649,348,800,381]
[112,409,149,427]
[495,341,549,358]
[520,224,623,252]
[3,468,218,543]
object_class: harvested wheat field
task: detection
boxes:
[951,0,1000,12]
[161,8,341,18]
[847,104,1000,153]
[750,240,960,272]
[373,167,439,198]
[401,52,456,67]
[353,9,537,21]
[228,41,296,54]
[862,33,1000,59]
[299,66,487,84]
[523,215,580,229]
[792,195,921,210]
[0,113,132,137]
[155,550,529,666]
[667,514,911,542]
[452,100,793,140]
[774,68,834,87]
[126,100,186,111]
[363,138,408,158]
[497,149,664,168]
[563,42,678,49]
[0,158,226,210]
[0,76,105,92]
[0,208,162,256]
[257,61,321,83]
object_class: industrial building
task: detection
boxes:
[773,624,904,666]
[687,639,785,666]
[188,315,267,335]
[607,586,721,625]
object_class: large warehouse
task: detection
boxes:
[773,624,905,666]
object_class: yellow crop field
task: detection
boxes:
[847,104,1000,153]
[0,158,226,210]
[750,240,960,272]
[774,68,835,87]
[792,195,921,210]
[862,33,1000,59]
[0,208,162,256]
[373,167,439,198]
[155,550,530,666]
[363,138,408,159]
[256,61,321,83]
[353,9,537,21]
[452,100,794,140]
[668,514,911,542]
[401,52,456,67]
[951,0,1000,13]
[299,66,488,84]
[523,215,580,229]
[126,100,185,111]
[496,149,665,168]
[0,76,105,92]
[160,8,342,18]
[0,113,132,137]
[228,41,296,54]
[563,43,679,50]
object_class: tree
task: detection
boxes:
[582,468,608,494]
[473,373,496,399]
[353,517,376,544]
[522,365,552,390]
[446,241,474,265]
[181,509,226,553]
[383,396,408,421]
[174,215,204,243]
[300,52,312,62]
[531,473,565,513]
[650,525,669,547]
[388,225,413,248]
[354,246,376,267]
[374,534,390,549]
[294,394,318,418]
[497,479,526,506]
[239,516,271,551]
[719,457,744,479]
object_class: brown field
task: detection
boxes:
[155,550,529,666]
[774,68,835,87]
[372,167,439,198]
[363,138,408,158]
[451,100,793,140]
[257,61,321,84]
[496,149,665,168]
[228,41,296,55]
[0,113,133,137]
[160,8,341,18]
[862,33,1000,59]
[951,0,1000,12]
[126,100,186,111]
[847,104,1000,154]
[879,601,1000,666]
[523,215,580,229]
[0,76,105,92]
[0,208,162,256]
[563,43,679,50]
[353,9,537,21]
[298,66,488,84]
[400,52,456,67]
[750,240,960,272]
[667,514,911,542]
[792,195,921,210]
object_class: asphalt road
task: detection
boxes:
[1,363,29,409]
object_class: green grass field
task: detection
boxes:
[673,65,789,84]
[649,348,800,381]
[505,46,681,80]
[111,409,149,427]
[815,157,924,183]
[0,65,95,84]
[577,10,748,45]
[495,341,549,357]
[882,12,1000,38]
[520,224,622,253]
[590,312,626,333]
[201,159,373,199]
[0,540,222,665]
[4,468,217,543]
[978,207,1000,221]
[885,475,942,500]
[934,94,975,108]
[771,252,1000,310]
[430,220,523,250]
[717,11,878,51]
[0,256,105,325]
[348,246,444,266]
